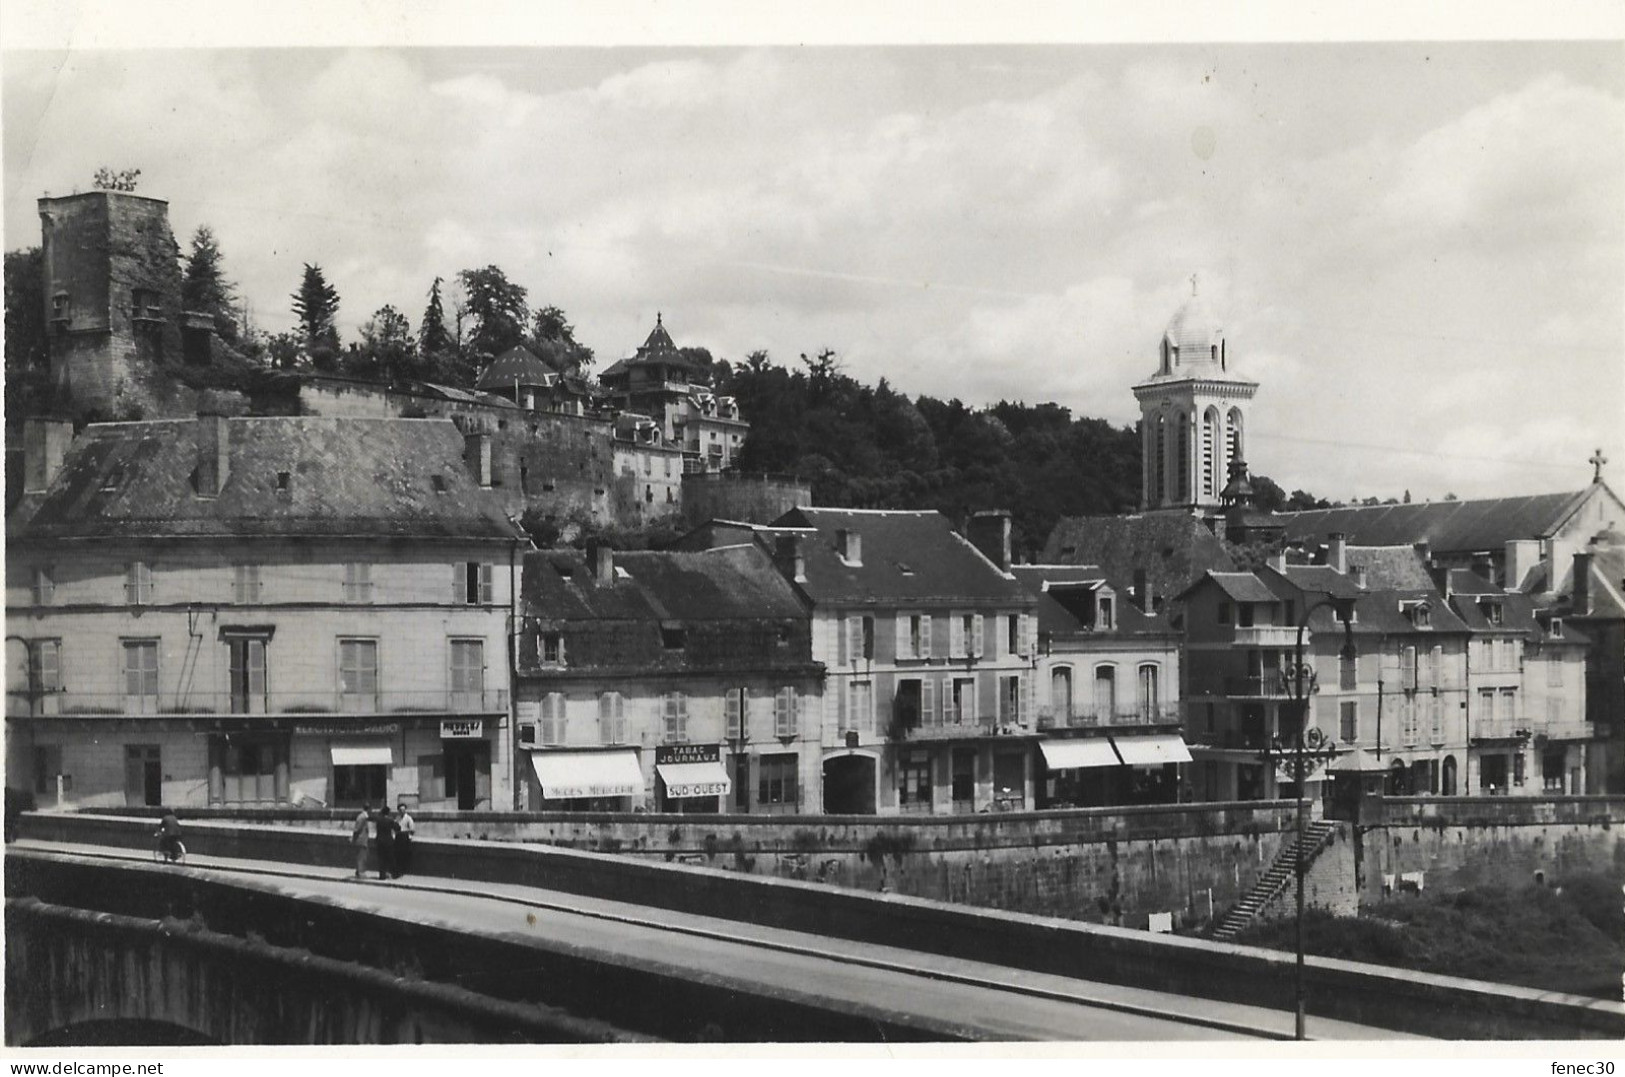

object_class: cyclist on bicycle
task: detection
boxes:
[156,806,184,862]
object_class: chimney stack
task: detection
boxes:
[1266,549,1287,573]
[1326,532,1348,574]
[1133,568,1150,613]
[464,431,492,488]
[1471,551,1496,587]
[1572,550,1593,616]
[836,528,862,567]
[588,540,614,583]
[1413,539,1431,568]
[23,418,74,494]
[196,411,229,498]
[774,534,807,583]
[967,510,1013,572]
[1352,565,1368,590]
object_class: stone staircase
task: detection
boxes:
[1211,820,1339,941]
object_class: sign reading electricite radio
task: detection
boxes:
[440,719,484,739]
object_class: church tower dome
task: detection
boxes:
[1132,275,1260,512]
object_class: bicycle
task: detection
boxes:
[152,832,187,864]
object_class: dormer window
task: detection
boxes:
[1097,595,1114,631]
[50,292,71,324]
[101,464,126,492]
[661,626,687,650]
[1550,618,1563,639]
[1410,603,1431,628]
[1482,600,1504,626]
[276,471,291,493]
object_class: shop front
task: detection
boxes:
[1036,736,1121,808]
[655,743,731,814]
[527,747,646,811]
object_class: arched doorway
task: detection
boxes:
[823,752,877,815]
[1387,758,1409,796]
[1441,755,1458,796]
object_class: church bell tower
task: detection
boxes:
[1132,276,1259,512]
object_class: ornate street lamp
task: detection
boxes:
[1257,595,1356,1040]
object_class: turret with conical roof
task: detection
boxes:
[1132,275,1261,512]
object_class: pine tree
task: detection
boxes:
[419,277,451,357]
[182,226,240,342]
[291,263,341,370]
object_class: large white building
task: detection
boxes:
[6,415,526,812]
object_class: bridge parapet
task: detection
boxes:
[12,812,1625,1041]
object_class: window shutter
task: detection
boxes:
[480,563,494,603]
[940,676,955,724]
[726,689,743,740]
[837,616,849,666]
[836,675,848,732]
[895,614,910,660]
[775,687,797,737]
[919,615,933,659]
[972,615,985,658]
[949,614,964,658]
[453,563,464,602]
[920,677,935,727]
[1019,672,1032,725]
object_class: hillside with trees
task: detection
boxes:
[711,349,1141,558]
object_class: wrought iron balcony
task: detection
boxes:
[1223,673,1298,699]
[1035,704,1181,730]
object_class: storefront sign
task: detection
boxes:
[440,719,485,739]
[294,722,400,737]
[655,743,720,766]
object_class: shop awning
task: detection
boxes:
[330,742,393,767]
[1110,735,1193,766]
[529,749,645,800]
[656,761,732,799]
[1039,738,1122,770]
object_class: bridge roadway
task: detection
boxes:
[11,838,1423,1042]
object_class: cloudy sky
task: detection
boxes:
[4,11,1621,502]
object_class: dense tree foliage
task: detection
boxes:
[718,351,1142,559]
[457,265,529,364]
[4,246,52,419]
[181,226,240,343]
[346,305,417,381]
[291,263,341,369]
[92,166,141,192]
[418,276,453,377]
[526,305,593,375]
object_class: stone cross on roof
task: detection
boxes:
[1591,447,1608,483]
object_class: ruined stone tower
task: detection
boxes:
[37,191,191,420]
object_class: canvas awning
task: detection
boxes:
[656,761,732,799]
[1326,747,1388,773]
[329,742,393,767]
[1110,735,1193,766]
[1039,738,1122,770]
[528,749,645,800]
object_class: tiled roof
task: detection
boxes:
[1278,489,1593,554]
[518,545,818,676]
[1345,545,1434,590]
[7,417,523,543]
[1010,565,1175,637]
[774,507,1029,606]
[475,345,559,390]
[1273,564,1365,600]
[1041,511,1235,607]
[1205,572,1281,603]
[522,546,808,623]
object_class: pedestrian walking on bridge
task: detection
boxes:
[351,802,372,878]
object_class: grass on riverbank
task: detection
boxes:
[1231,871,1624,999]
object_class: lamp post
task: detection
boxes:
[1261,596,1354,1040]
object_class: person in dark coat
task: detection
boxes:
[373,805,398,880]
[393,800,415,878]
